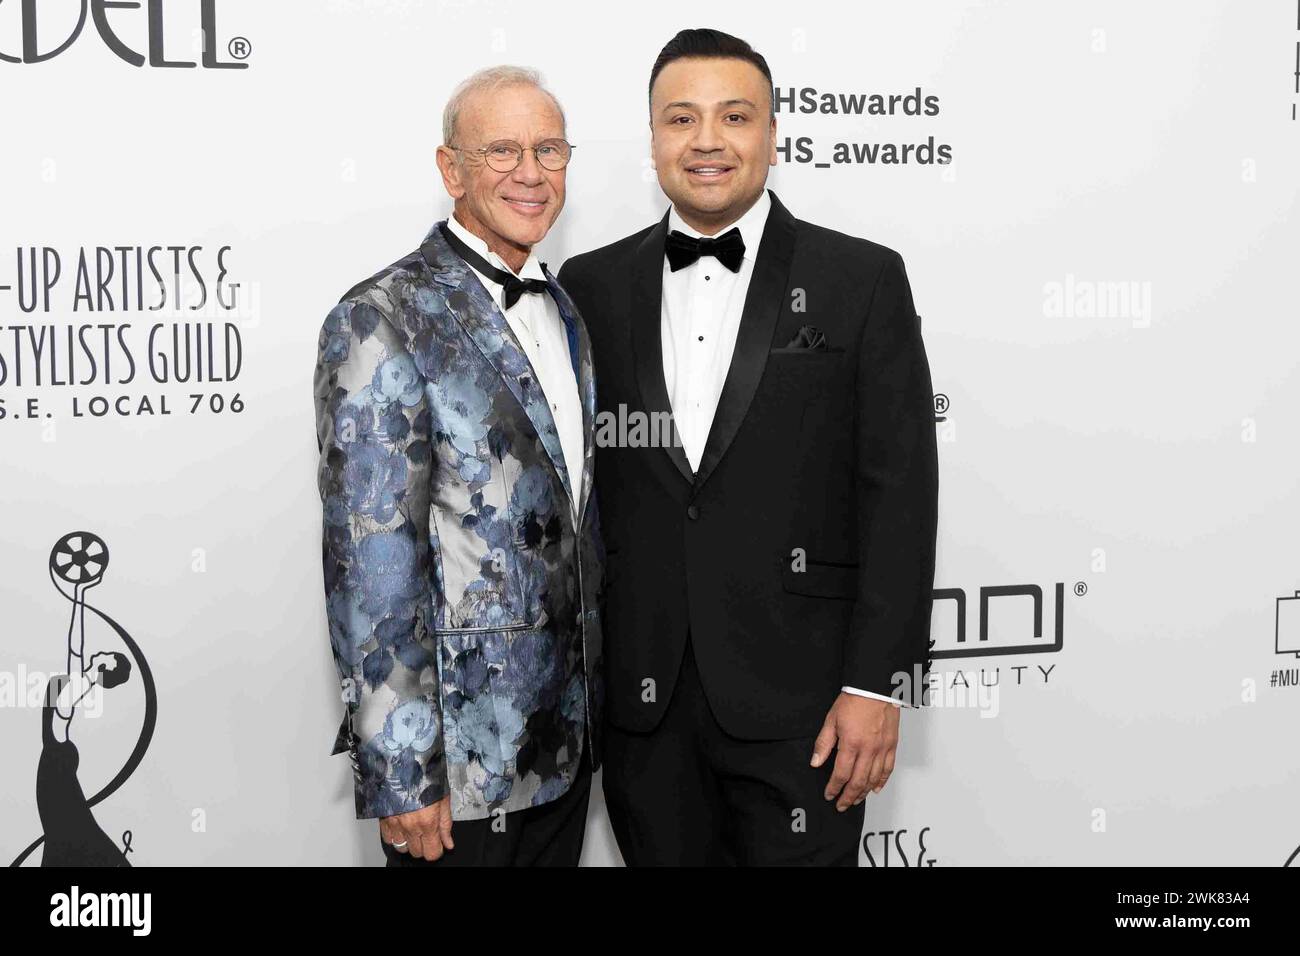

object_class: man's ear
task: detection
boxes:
[768,114,778,167]
[436,145,466,199]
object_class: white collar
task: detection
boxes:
[446,211,547,283]
[666,188,772,265]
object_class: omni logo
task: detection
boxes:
[0,0,249,68]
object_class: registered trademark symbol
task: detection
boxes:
[933,393,949,415]
[1074,581,1087,596]
[228,37,251,60]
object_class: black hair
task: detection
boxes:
[648,28,774,119]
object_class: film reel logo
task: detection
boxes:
[9,531,157,867]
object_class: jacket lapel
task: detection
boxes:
[542,268,596,528]
[631,210,695,487]
[416,222,578,516]
[692,190,797,490]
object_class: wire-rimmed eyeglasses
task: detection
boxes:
[447,138,575,172]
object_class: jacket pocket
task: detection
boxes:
[435,610,559,781]
[432,608,549,636]
[781,559,858,600]
[768,346,846,355]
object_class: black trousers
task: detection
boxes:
[602,634,865,866]
[380,734,592,867]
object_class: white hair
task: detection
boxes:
[442,65,566,146]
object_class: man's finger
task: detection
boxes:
[873,748,897,793]
[384,822,411,854]
[419,832,444,862]
[810,717,838,768]
[439,806,455,850]
[404,830,426,859]
[855,749,886,803]
[838,748,874,810]
[823,738,858,801]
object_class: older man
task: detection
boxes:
[313,66,603,866]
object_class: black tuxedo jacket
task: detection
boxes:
[558,190,938,740]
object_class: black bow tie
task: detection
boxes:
[665,226,745,273]
[439,221,551,309]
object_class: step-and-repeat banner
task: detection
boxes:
[2,0,1297,866]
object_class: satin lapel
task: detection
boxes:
[417,223,576,511]
[543,268,595,528]
[693,191,798,490]
[632,210,695,486]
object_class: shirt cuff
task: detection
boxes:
[842,685,907,707]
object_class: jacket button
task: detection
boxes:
[687,504,700,520]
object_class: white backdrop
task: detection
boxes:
[2,0,1297,866]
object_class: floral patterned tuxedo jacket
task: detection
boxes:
[313,221,605,821]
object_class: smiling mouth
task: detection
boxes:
[503,198,547,209]
[686,166,733,179]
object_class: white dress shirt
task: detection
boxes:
[447,213,584,525]
[660,192,904,708]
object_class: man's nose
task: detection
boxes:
[512,148,545,185]
[689,119,725,153]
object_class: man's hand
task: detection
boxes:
[811,693,900,811]
[379,795,455,861]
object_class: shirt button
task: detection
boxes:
[687,504,700,521]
